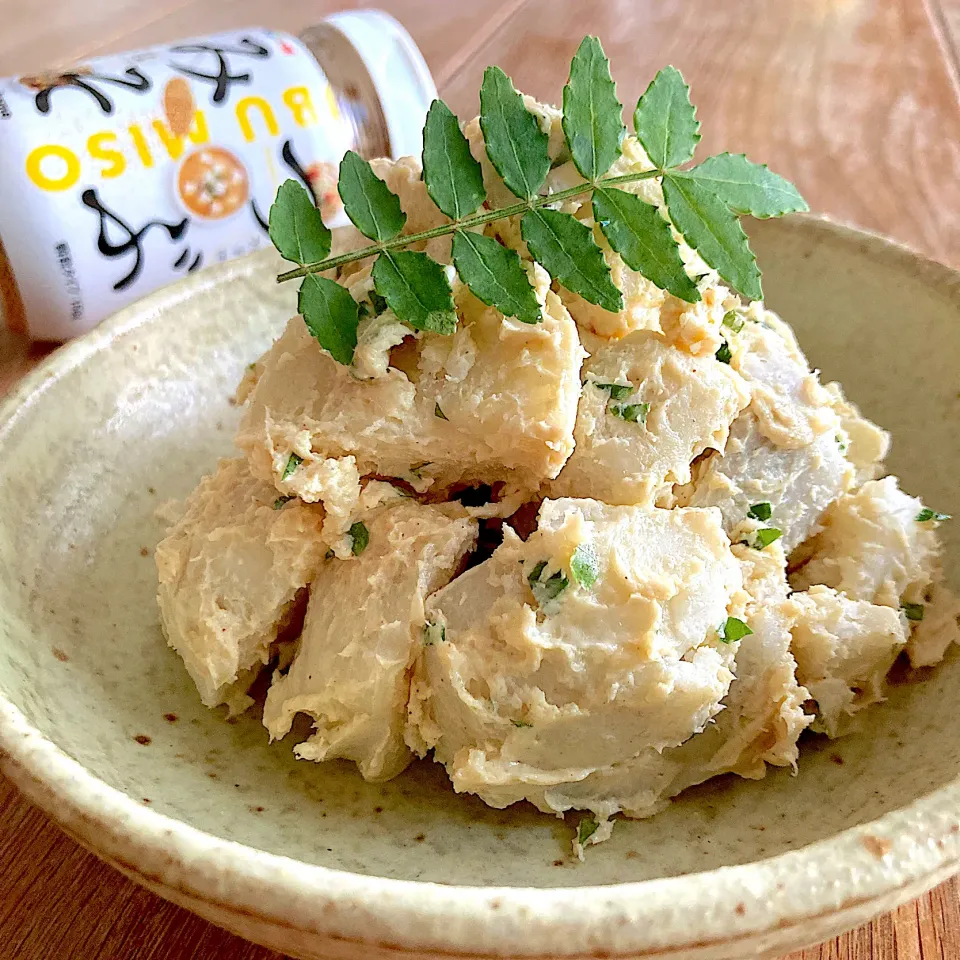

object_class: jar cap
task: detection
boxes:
[322,10,437,161]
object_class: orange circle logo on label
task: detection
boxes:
[177,147,249,221]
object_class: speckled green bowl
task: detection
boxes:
[0,216,958,960]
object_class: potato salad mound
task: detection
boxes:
[157,97,956,855]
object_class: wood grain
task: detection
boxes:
[932,0,960,93]
[0,328,50,397]
[0,0,195,76]
[444,0,960,269]
[2,1,960,958]
[0,776,284,959]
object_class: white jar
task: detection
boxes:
[0,10,436,341]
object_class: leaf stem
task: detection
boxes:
[276,168,663,283]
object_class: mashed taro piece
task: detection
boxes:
[158,94,956,854]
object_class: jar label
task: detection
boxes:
[0,30,350,340]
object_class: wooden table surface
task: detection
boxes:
[2,1,960,957]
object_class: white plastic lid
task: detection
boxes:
[322,9,437,161]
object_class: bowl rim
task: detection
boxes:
[2,214,960,958]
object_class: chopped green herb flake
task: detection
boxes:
[434,403,449,420]
[718,616,753,643]
[836,434,849,454]
[901,601,925,622]
[528,560,569,606]
[423,621,446,645]
[715,340,732,364]
[755,527,782,548]
[273,496,294,510]
[721,309,745,332]
[349,521,369,556]
[282,453,303,481]
[511,718,533,728]
[748,502,772,522]
[746,527,782,550]
[528,560,548,583]
[592,380,632,400]
[577,817,599,846]
[609,401,650,424]
[916,508,951,523]
[538,571,569,603]
[571,544,600,588]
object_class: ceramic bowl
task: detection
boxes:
[0,216,958,960]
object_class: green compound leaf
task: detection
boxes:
[592,187,699,302]
[479,65,550,200]
[268,45,813,369]
[451,229,541,323]
[662,173,762,300]
[268,179,331,266]
[338,151,406,242]
[422,100,486,219]
[681,153,808,219]
[521,208,622,312]
[299,274,360,365]
[633,65,700,170]
[562,36,624,180]
[372,251,457,334]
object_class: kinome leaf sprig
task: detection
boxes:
[268,37,807,365]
